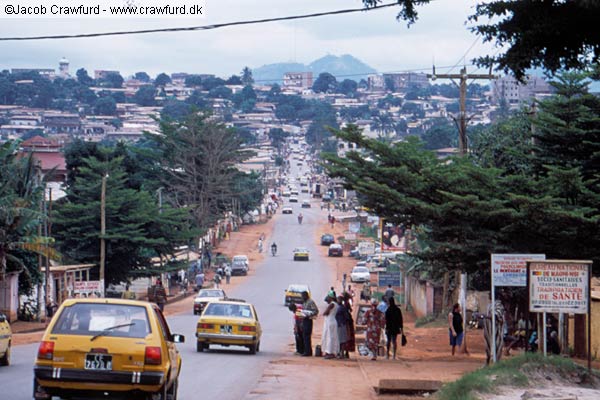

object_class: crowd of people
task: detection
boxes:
[289,286,404,361]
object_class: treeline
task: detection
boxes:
[0,113,264,292]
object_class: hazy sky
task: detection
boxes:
[0,0,497,79]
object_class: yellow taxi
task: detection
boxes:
[284,284,310,307]
[195,299,262,354]
[293,247,310,261]
[33,298,184,400]
[0,312,11,366]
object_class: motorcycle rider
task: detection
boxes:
[271,242,277,256]
[298,213,303,224]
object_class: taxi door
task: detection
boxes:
[153,307,180,382]
[0,313,9,354]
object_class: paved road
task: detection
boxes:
[2,161,334,399]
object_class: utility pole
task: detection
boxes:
[100,175,107,297]
[428,66,495,156]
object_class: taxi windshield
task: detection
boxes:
[204,303,253,319]
[51,303,150,338]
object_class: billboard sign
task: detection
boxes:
[528,260,591,314]
[358,241,375,256]
[491,254,546,287]
[381,221,405,251]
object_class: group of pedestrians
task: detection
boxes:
[363,294,404,360]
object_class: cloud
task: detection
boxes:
[0,0,491,77]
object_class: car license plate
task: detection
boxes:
[85,354,113,371]
[220,325,232,334]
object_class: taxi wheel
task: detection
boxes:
[256,342,260,353]
[249,343,257,355]
[0,343,10,366]
[167,377,178,400]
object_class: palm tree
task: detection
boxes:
[0,141,55,282]
[371,112,395,142]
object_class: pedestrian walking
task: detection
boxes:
[195,271,205,291]
[321,294,339,359]
[448,303,464,356]
[213,273,221,289]
[385,297,403,360]
[288,303,304,355]
[299,291,319,356]
[331,215,336,228]
[328,286,336,299]
[153,279,167,312]
[335,295,353,359]
[364,298,386,360]
[258,238,263,253]
[224,264,232,284]
[346,284,355,307]
[122,283,136,300]
[341,273,347,294]
[384,284,395,302]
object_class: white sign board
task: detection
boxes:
[345,232,357,241]
[529,261,590,314]
[492,254,546,287]
[358,241,375,256]
[348,222,361,233]
[73,280,104,296]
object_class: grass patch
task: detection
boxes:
[436,353,587,400]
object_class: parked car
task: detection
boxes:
[33,298,184,400]
[328,243,343,257]
[195,300,262,354]
[0,312,11,366]
[289,195,299,203]
[293,247,310,261]
[282,206,293,214]
[193,289,227,315]
[284,284,310,306]
[320,234,335,246]
[301,200,311,208]
[350,266,371,283]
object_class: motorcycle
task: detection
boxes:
[468,312,485,329]
[297,214,303,224]
[271,246,277,256]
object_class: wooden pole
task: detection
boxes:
[100,175,106,297]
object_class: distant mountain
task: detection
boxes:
[252,54,376,85]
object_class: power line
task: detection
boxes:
[0,2,399,41]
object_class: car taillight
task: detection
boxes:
[240,325,256,332]
[197,323,214,330]
[37,341,54,360]
[144,346,162,365]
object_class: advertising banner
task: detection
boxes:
[381,221,405,251]
[73,280,104,297]
[358,241,375,256]
[491,254,546,287]
[528,261,591,314]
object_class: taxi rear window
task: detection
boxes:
[204,303,253,319]
[52,303,151,338]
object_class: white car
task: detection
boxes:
[232,255,249,270]
[282,206,293,214]
[350,266,371,283]
[289,195,298,203]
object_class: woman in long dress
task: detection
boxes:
[364,298,386,360]
[321,294,339,359]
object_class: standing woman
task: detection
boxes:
[321,294,339,359]
[384,297,403,360]
[364,298,386,360]
[448,303,464,356]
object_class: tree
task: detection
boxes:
[226,75,243,85]
[186,89,208,109]
[76,68,94,86]
[134,72,151,82]
[100,72,124,88]
[275,104,295,121]
[144,113,255,232]
[268,127,289,150]
[21,128,45,141]
[155,73,171,87]
[370,112,395,140]
[241,67,254,86]
[208,85,233,99]
[420,118,456,150]
[184,75,203,87]
[267,84,281,101]
[338,79,358,96]
[201,77,226,91]
[312,72,338,93]
[0,141,49,282]
[233,85,257,109]
[161,99,192,121]
[134,85,157,106]
[94,96,117,115]
[53,152,193,284]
